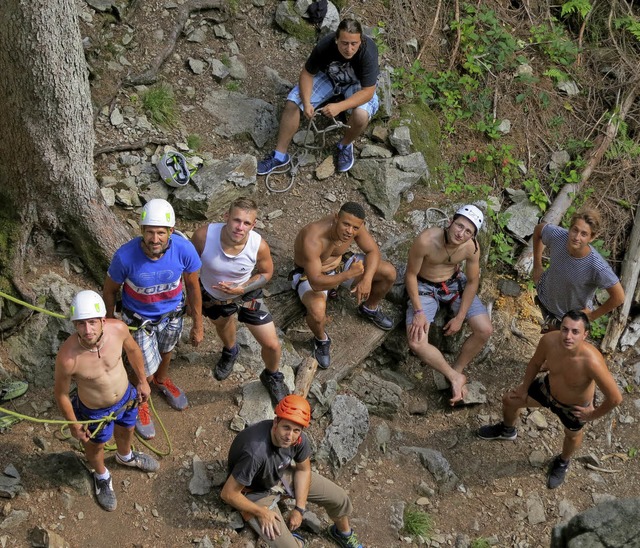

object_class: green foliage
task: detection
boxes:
[470,539,492,548]
[488,210,516,266]
[629,447,638,458]
[614,16,640,43]
[454,4,522,75]
[226,81,241,92]
[403,507,433,538]
[590,239,611,258]
[523,176,549,211]
[606,122,640,160]
[439,163,493,198]
[530,22,579,66]
[589,315,608,340]
[187,134,202,151]
[561,0,592,18]
[141,84,177,127]
[371,22,389,56]
[543,67,570,83]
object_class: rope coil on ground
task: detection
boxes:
[264,114,350,194]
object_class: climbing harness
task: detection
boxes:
[264,113,350,194]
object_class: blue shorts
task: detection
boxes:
[406,272,488,324]
[287,71,379,119]
[72,384,138,444]
[292,253,364,299]
[123,310,183,377]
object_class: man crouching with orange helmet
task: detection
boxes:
[221,395,364,548]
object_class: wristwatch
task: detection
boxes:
[294,505,307,515]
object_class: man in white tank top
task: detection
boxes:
[192,198,289,405]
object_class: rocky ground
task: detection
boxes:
[2,0,640,547]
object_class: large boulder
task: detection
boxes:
[551,497,640,547]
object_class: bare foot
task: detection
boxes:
[449,373,467,406]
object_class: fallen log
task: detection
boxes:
[294,357,318,398]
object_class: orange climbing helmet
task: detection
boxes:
[274,395,311,428]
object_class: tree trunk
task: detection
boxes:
[0,0,130,297]
[600,204,640,352]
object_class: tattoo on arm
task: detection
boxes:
[242,274,267,293]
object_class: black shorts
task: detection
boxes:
[527,375,585,431]
[201,288,273,326]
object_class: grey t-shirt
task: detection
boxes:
[227,420,312,498]
[537,224,619,318]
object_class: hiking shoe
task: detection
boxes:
[260,369,290,405]
[116,450,160,473]
[313,336,331,370]
[153,376,188,410]
[358,304,393,331]
[477,422,517,441]
[214,344,240,380]
[292,532,308,548]
[548,455,570,489]
[327,525,363,548]
[135,402,156,440]
[94,475,117,512]
[257,152,290,175]
[335,143,354,172]
[0,380,28,402]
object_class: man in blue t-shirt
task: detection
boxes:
[532,208,624,333]
[103,199,203,439]
[257,18,379,175]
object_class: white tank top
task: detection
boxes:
[200,223,262,300]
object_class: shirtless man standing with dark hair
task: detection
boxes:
[292,202,396,369]
[478,309,622,488]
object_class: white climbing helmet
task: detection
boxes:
[70,290,106,321]
[140,199,175,228]
[455,204,484,233]
[157,151,192,187]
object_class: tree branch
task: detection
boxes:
[126,0,225,86]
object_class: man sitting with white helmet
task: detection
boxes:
[405,205,493,405]
[103,199,203,439]
[54,290,159,511]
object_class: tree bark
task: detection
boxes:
[600,204,640,352]
[0,0,130,295]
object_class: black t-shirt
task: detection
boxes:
[305,32,379,89]
[227,420,312,496]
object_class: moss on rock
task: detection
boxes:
[396,101,443,181]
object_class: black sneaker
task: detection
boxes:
[313,335,331,369]
[477,422,517,441]
[94,475,117,512]
[259,369,290,405]
[548,455,570,489]
[358,304,393,330]
[214,344,239,380]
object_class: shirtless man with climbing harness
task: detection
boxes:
[405,205,493,405]
[54,290,159,512]
[292,201,396,369]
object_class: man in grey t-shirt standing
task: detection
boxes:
[532,208,624,332]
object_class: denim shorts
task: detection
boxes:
[287,71,379,119]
